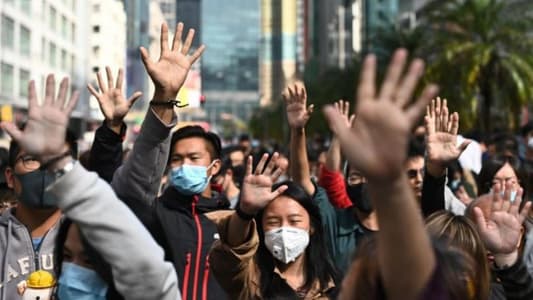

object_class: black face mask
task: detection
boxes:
[15,169,58,209]
[346,183,373,213]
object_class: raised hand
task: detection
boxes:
[334,100,356,129]
[0,74,79,161]
[325,100,355,172]
[87,67,142,132]
[239,153,288,215]
[140,22,205,102]
[474,182,531,257]
[323,49,438,182]
[282,82,314,130]
[425,97,470,176]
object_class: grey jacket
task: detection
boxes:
[0,208,59,300]
[49,162,181,300]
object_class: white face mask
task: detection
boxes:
[528,137,533,149]
[490,188,518,203]
[264,226,310,264]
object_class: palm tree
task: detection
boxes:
[417,0,533,131]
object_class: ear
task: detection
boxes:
[5,167,15,189]
[309,224,315,236]
[208,159,221,177]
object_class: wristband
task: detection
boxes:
[39,151,72,171]
[149,100,188,108]
[236,205,255,221]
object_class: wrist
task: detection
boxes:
[153,89,178,103]
[47,155,74,172]
[291,127,305,134]
[238,202,258,218]
[494,251,518,269]
[105,119,123,134]
[426,162,446,178]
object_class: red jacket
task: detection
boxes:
[318,165,353,209]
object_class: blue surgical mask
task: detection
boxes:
[15,169,58,209]
[58,262,108,300]
[169,162,215,195]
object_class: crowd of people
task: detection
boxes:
[1,21,533,300]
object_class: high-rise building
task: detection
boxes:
[123,0,150,109]
[156,0,176,26]
[362,0,399,52]
[88,0,127,119]
[259,0,298,106]
[0,0,90,128]
[201,0,260,131]
[176,0,201,48]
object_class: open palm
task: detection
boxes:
[87,67,142,127]
[1,75,79,159]
[474,185,531,254]
[239,153,287,215]
[324,50,438,181]
[140,22,205,101]
[283,83,314,129]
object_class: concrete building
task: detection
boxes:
[88,0,127,119]
[0,0,90,129]
[156,0,176,27]
[176,0,201,48]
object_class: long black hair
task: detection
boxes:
[254,181,341,298]
[54,218,123,300]
[477,155,528,197]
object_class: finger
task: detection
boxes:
[441,99,449,133]
[271,166,285,182]
[518,201,532,225]
[116,68,124,90]
[105,66,114,90]
[245,156,253,176]
[502,181,514,211]
[181,29,195,55]
[344,100,350,117]
[324,105,350,136]
[255,153,269,175]
[96,71,107,93]
[510,188,523,216]
[270,185,288,200]
[349,114,356,127]
[307,104,314,115]
[301,85,307,102]
[28,80,38,108]
[189,44,206,64]
[492,183,503,212]
[172,22,184,51]
[458,140,471,154]
[395,58,425,107]
[435,97,442,131]
[44,74,55,106]
[55,77,69,108]
[160,23,169,55]
[379,49,407,102]
[0,122,23,142]
[64,90,80,115]
[127,92,143,107]
[424,115,434,135]
[406,84,439,127]
[357,54,377,106]
[263,152,279,176]
[473,207,488,231]
[287,86,295,103]
[430,98,435,119]
[450,112,460,135]
[334,101,340,113]
[139,47,155,72]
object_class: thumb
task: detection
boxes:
[128,91,143,107]
[457,140,471,154]
[1,122,23,142]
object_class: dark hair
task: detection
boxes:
[216,157,245,188]
[407,137,425,160]
[221,145,246,158]
[477,154,528,196]
[54,219,123,299]
[8,127,78,167]
[169,126,221,163]
[254,181,340,297]
[487,133,519,157]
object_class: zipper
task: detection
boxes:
[192,198,203,300]
[202,254,210,300]
[182,252,192,300]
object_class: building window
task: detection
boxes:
[71,23,76,43]
[93,4,100,13]
[92,66,99,73]
[19,69,30,97]
[20,26,31,57]
[20,0,32,14]
[41,37,46,60]
[1,15,15,50]
[93,25,100,33]
[49,6,57,31]
[61,16,68,38]
[61,49,68,69]
[0,63,14,96]
[92,46,100,57]
[71,55,76,74]
[49,42,57,67]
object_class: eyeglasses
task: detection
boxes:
[15,155,40,170]
[407,168,424,179]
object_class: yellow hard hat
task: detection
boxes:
[26,270,56,289]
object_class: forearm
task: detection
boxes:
[152,89,178,125]
[50,164,180,300]
[325,137,342,172]
[227,213,254,247]
[89,122,125,183]
[290,128,315,195]
[318,166,353,208]
[495,255,533,300]
[112,108,176,205]
[368,174,436,300]
[421,170,446,217]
